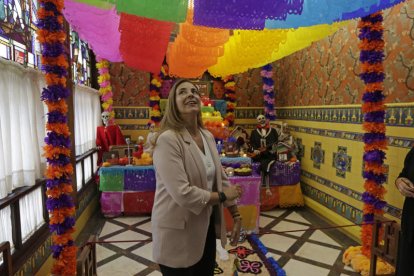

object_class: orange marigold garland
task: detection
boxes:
[343,12,393,275]
[358,11,387,257]
[37,0,77,274]
[149,65,166,124]
[223,75,236,127]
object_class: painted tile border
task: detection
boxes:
[301,181,364,224]
[118,124,149,131]
[275,103,414,127]
[301,170,402,219]
[114,107,150,120]
[289,125,414,149]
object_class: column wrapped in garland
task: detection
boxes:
[97,57,115,125]
[343,11,391,275]
[37,0,77,274]
[261,64,276,121]
[359,11,387,257]
[223,75,236,127]
[149,67,165,124]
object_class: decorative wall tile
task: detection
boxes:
[301,170,401,219]
[276,105,414,128]
[301,182,364,224]
[288,125,414,149]
[296,138,305,160]
[332,146,352,178]
[114,107,150,119]
[235,108,265,120]
[310,142,324,169]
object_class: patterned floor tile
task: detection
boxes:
[137,220,152,233]
[309,230,341,247]
[113,216,149,226]
[96,244,116,262]
[103,230,149,250]
[99,222,123,237]
[97,256,147,275]
[262,209,287,218]
[271,220,309,237]
[260,233,297,252]
[285,211,311,224]
[283,259,330,276]
[77,207,361,275]
[132,242,154,263]
[259,215,275,228]
[295,242,341,266]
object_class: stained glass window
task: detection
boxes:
[70,30,91,86]
[0,0,91,85]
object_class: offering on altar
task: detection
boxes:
[224,137,239,157]
[201,96,229,140]
[234,166,253,176]
[118,156,129,166]
[133,152,153,166]
[224,167,235,176]
[276,122,298,162]
[144,121,157,157]
[134,136,145,159]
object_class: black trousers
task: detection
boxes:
[159,214,216,276]
[396,198,414,276]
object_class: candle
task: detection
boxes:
[208,103,211,107]
[243,154,247,157]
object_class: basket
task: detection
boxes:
[234,170,252,176]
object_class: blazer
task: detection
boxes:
[151,128,233,268]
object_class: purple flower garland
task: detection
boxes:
[261,64,276,120]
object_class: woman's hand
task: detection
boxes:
[395,177,414,198]
[223,185,243,201]
[230,217,242,246]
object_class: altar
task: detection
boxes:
[98,164,262,226]
[99,166,156,216]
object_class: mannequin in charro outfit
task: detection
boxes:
[249,114,278,195]
[96,111,126,164]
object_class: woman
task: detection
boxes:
[395,147,414,276]
[151,79,243,276]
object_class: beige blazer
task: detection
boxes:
[151,128,233,268]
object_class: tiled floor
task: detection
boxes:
[77,207,361,275]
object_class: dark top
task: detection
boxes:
[396,147,414,276]
[250,128,278,151]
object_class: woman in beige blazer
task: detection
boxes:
[152,79,242,276]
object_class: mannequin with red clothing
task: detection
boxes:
[96,111,126,164]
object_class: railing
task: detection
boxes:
[0,147,99,275]
[76,148,99,195]
[0,241,13,276]
[76,235,97,276]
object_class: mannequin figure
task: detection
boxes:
[144,121,157,157]
[249,114,278,195]
[134,136,145,159]
[278,123,298,160]
[96,111,126,164]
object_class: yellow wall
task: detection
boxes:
[276,103,413,240]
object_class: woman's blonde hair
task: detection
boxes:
[155,79,204,143]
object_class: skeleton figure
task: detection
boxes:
[249,114,278,195]
[144,121,157,157]
[101,111,110,127]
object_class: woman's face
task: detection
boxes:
[175,81,200,116]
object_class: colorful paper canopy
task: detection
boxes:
[63,0,406,77]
